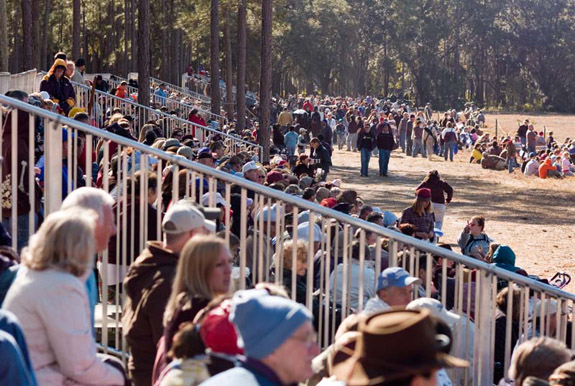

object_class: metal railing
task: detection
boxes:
[105,75,223,122]
[69,80,261,156]
[1,95,574,385]
[151,76,211,104]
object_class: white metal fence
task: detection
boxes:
[1,95,574,385]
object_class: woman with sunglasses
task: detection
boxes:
[457,215,493,260]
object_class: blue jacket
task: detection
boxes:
[200,357,294,386]
[0,310,37,385]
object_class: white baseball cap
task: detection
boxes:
[242,161,259,174]
[256,204,282,222]
[406,298,460,329]
[162,200,216,234]
[201,192,227,207]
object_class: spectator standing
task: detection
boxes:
[310,137,332,182]
[527,125,537,154]
[346,114,358,151]
[517,119,529,146]
[417,170,453,230]
[357,124,376,177]
[399,188,435,241]
[122,200,215,386]
[39,58,76,115]
[284,126,298,157]
[442,122,459,162]
[375,122,395,176]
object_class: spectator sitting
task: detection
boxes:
[153,235,232,384]
[549,361,575,385]
[539,157,560,179]
[492,245,527,275]
[494,286,521,384]
[0,309,37,385]
[362,267,420,316]
[201,289,319,385]
[331,309,468,385]
[524,153,540,176]
[457,215,492,260]
[508,337,570,386]
[330,241,376,312]
[3,211,126,385]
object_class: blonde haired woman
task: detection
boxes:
[153,235,232,383]
[399,188,435,241]
[279,239,308,304]
[3,210,126,386]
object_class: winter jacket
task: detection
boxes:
[39,59,76,115]
[123,241,179,386]
[417,179,453,205]
[376,132,395,150]
[3,267,124,386]
[0,309,37,385]
[200,357,291,386]
[457,231,492,257]
[538,158,557,179]
[356,130,376,151]
[492,245,522,273]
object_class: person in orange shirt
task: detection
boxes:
[539,157,560,178]
[115,81,128,98]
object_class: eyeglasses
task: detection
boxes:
[257,175,266,179]
[289,331,318,348]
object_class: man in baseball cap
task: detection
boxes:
[122,199,216,385]
[362,267,421,316]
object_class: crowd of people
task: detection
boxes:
[0,52,573,386]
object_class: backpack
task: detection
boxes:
[444,130,456,143]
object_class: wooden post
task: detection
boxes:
[495,119,498,140]
[544,125,546,139]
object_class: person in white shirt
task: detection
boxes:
[330,241,376,312]
[361,267,421,316]
[523,153,540,176]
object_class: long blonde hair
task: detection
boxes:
[164,236,227,325]
[411,198,432,216]
[23,210,96,277]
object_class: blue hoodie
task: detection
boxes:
[492,245,521,273]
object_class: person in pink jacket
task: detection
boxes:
[3,210,126,386]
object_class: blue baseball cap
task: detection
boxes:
[377,267,421,292]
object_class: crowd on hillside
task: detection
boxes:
[0,53,573,386]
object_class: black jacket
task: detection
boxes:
[376,132,395,150]
[357,130,376,151]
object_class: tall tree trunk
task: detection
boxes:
[210,0,221,115]
[72,0,81,60]
[160,0,168,81]
[130,0,136,71]
[21,0,33,70]
[259,0,272,163]
[224,5,234,118]
[83,0,88,64]
[236,0,247,130]
[40,0,51,70]
[32,0,40,68]
[123,0,130,76]
[0,0,8,71]
[138,0,151,108]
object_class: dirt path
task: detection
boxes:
[328,142,575,293]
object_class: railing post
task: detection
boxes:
[44,119,63,215]
[476,269,494,385]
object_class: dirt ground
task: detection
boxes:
[328,112,575,293]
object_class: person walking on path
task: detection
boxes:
[357,123,376,177]
[376,123,395,177]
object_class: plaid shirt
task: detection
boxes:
[399,207,435,234]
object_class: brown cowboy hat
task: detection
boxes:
[332,309,468,385]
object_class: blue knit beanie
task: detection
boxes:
[230,289,313,359]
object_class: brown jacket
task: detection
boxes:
[122,241,178,386]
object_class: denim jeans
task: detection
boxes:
[406,137,413,156]
[507,157,516,173]
[412,139,424,157]
[286,146,296,157]
[378,149,391,176]
[360,148,371,176]
[444,141,456,161]
[399,131,406,153]
[347,133,358,151]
